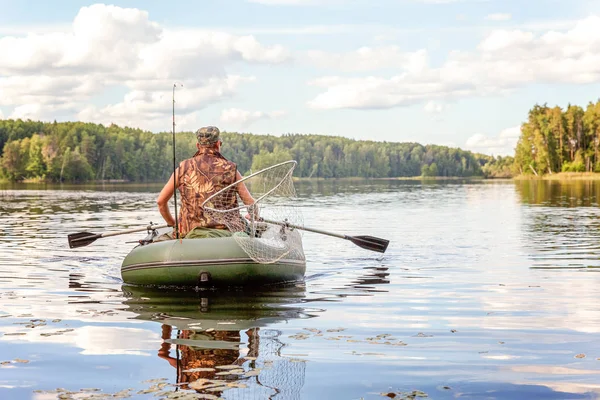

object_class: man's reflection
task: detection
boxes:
[158,324,260,392]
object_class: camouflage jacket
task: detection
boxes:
[176,148,237,236]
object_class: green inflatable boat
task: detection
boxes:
[120,235,306,287]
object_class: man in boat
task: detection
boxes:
[156,126,255,240]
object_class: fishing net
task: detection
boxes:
[202,160,305,264]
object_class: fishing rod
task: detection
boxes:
[172,83,182,239]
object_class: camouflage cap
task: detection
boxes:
[196,126,221,146]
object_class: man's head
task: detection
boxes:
[196,126,221,148]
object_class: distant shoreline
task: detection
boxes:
[514,172,600,181]
[1,176,495,185]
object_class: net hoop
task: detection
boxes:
[202,160,297,214]
[200,160,304,264]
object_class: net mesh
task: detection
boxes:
[202,160,305,264]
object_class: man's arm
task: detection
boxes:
[157,171,178,227]
[235,170,259,218]
[235,170,255,205]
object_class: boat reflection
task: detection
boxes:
[122,284,316,398]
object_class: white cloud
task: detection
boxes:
[486,13,512,21]
[308,15,600,110]
[464,126,521,155]
[305,47,427,72]
[424,101,445,114]
[307,73,473,110]
[0,109,4,119]
[220,108,286,127]
[247,0,322,4]
[78,76,256,131]
[0,324,160,356]
[415,0,489,3]
[0,4,289,130]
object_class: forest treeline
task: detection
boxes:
[515,100,600,175]
[0,119,511,182]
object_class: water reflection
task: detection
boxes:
[122,285,315,399]
[7,179,600,399]
[515,180,600,207]
[514,180,600,269]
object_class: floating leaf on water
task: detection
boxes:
[142,378,168,383]
[113,389,132,398]
[325,337,340,341]
[303,328,321,334]
[326,328,346,333]
[498,341,505,345]
[450,330,457,333]
[381,393,396,398]
[205,386,230,392]
[442,386,451,390]
[412,390,428,397]
[13,358,29,363]
[575,353,586,359]
[227,382,247,389]
[289,333,310,340]
[195,394,219,400]
[52,319,62,323]
[183,367,215,372]
[215,365,241,370]
[79,388,101,392]
[189,378,210,390]
[413,333,433,338]
[4,332,26,336]
[1,361,10,365]
[215,371,234,376]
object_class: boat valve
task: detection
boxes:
[199,272,211,283]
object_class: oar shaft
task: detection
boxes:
[99,224,169,239]
[261,218,347,240]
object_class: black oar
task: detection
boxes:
[261,218,389,253]
[68,223,169,249]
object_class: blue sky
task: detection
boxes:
[1,0,600,155]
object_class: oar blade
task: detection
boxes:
[68,232,100,249]
[349,235,390,253]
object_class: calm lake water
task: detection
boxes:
[2,179,600,399]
